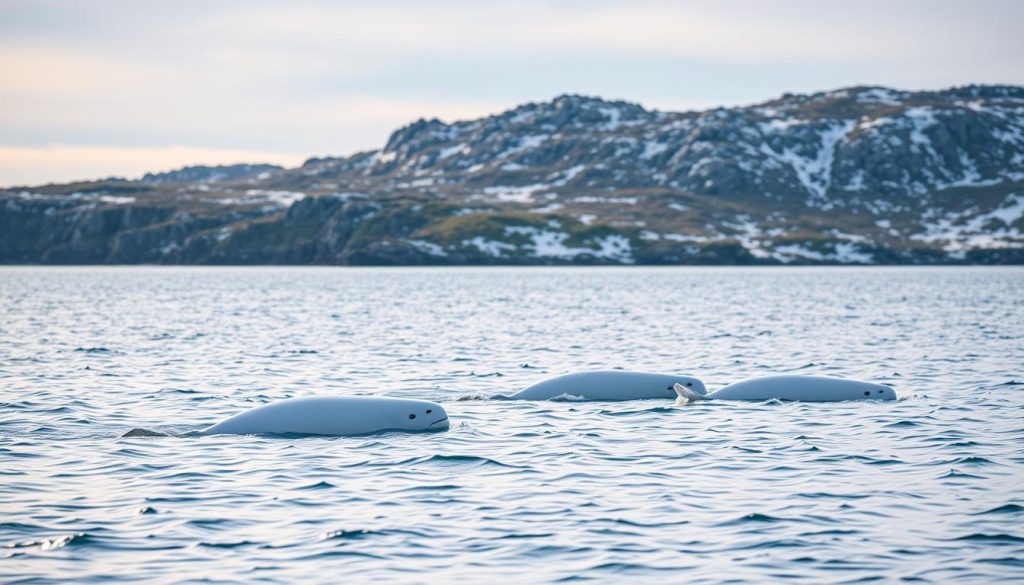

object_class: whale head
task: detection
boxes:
[393,399,450,432]
[864,384,898,401]
[674,376,707,396]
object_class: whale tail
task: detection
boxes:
[674,383,708,402]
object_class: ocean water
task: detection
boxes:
[1,266,1022,584]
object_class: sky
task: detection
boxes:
[1,0,1022,186]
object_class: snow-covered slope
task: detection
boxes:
[2,85,1022,264]
[305,85,1023,204]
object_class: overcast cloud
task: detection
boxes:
[1,0,1022,185]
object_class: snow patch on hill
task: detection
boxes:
[912,194,1024,255]
[760,121,854,204]
[504,226,634,263]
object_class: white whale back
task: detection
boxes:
[508,370,707,401]
[704,375,897,402]
[199,396,450,436]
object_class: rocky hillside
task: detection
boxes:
[3,85,1023,264]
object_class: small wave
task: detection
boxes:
[797,492,870,500]
[497,532,553,540]
[864,457,902,466]
[120,428,170,438]
[73,347,118,354]
[598,406,678,416]
[396,483,462,493]
[717,513,786,526]
[939,469,985,479]
[940,456,999,466]
[195,540,260,549]
[299,550,386,561]
[729,538,812,551]
[322,529,376,541]
[957,455,999,465]
[396,454,522,468]
[977,557,1024,567]
[0,522,49,533]
[946,440,981,447]
[521,544,594,559]
[800,529,861,536]
[952,533,1024,543]
[601,518,690,529]
[973,504,1024,515]
[885,420,920,428]
[587,562,678,573]
[5,532,94,551]
[297,480,336,490]
[161,387,201,394]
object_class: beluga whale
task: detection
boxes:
[673,375,897,403]
[498,370,707,401]
[122,396,450,438]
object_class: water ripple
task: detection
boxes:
[1,266,1022,583]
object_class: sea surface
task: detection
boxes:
[1,266,1022,584]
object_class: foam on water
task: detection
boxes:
[1,267,1022,583]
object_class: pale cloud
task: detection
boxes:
[0,94,514,186]
[0,46,152,95]
[0,145,306,187]
[188,2,911,61]
[0,84,513,154]
[189,0,1015,63]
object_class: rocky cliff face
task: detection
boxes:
[3,85,1023,264]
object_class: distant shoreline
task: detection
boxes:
[2,262,1021,268]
